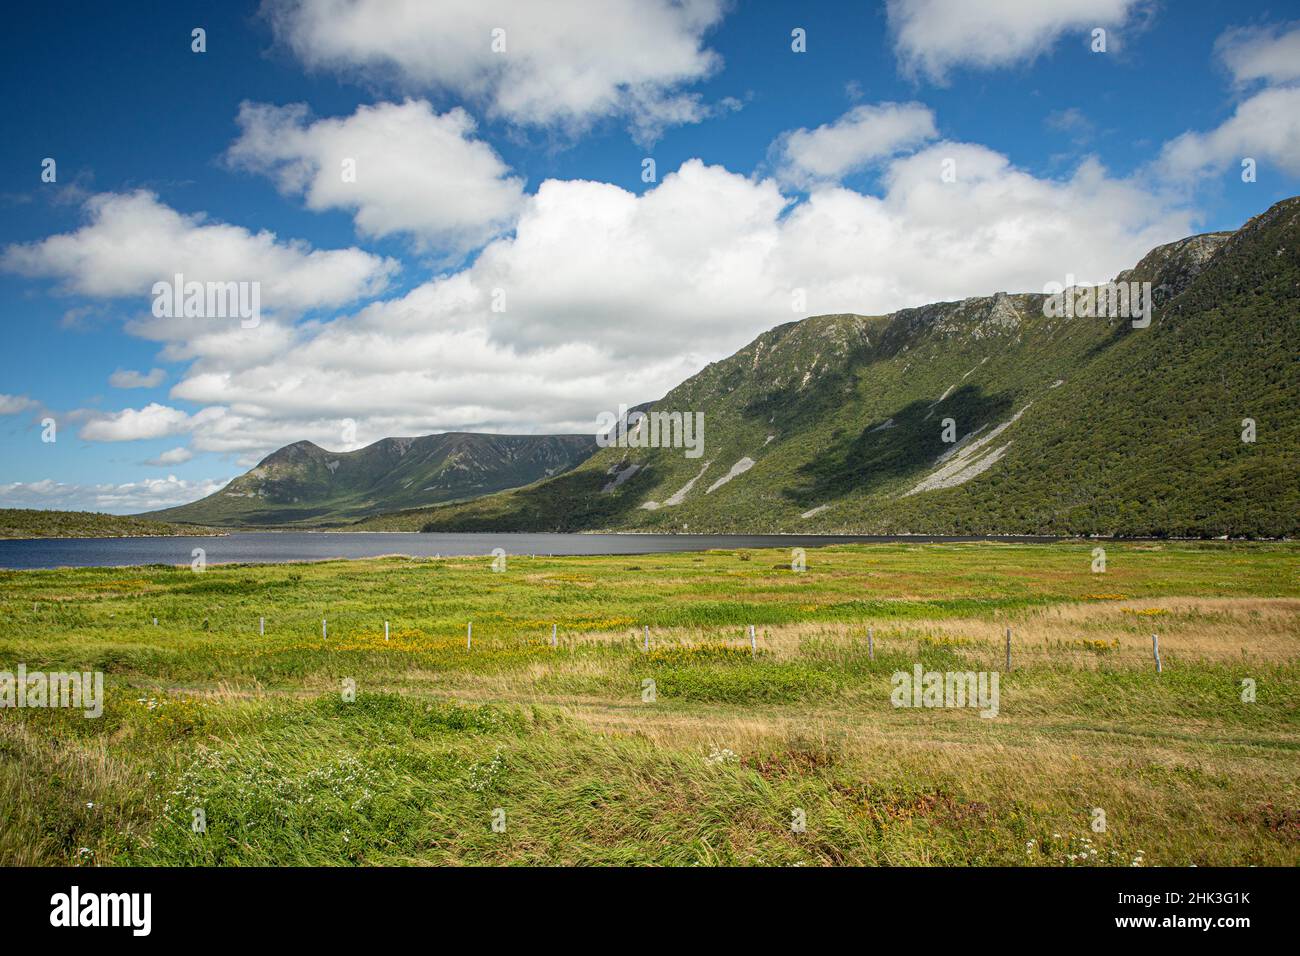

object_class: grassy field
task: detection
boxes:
[0,540,1296,866]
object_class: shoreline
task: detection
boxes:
[1,534,1293,573]
[1,528,1290,542]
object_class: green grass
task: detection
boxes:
[1,540,1297,866]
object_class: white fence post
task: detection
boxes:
[868,626,874,661]
[1153,633,1161,672]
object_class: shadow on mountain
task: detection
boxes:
[416,464,651,532]
[782,385,1015,509]
[1074,316,1147,366]
[740,342,875,431]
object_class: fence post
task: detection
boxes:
[384,620,389,642]
[1005,627,1012,672]
[467,621,472,650]
[868,626,874,661]
[1153,633,1161,672]
[749,624,755,655]
[552,623,557,647]
[643,625,649,652]
[259,617,264,636]
[323,618,327,641]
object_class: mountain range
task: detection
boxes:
[154,196,1299,537]
[148,433,596,527]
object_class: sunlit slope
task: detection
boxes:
[373,197,1296,537]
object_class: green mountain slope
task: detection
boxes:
[367,196,1299,537]
[147,432,597,528]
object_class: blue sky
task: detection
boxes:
[2,0,1298,513]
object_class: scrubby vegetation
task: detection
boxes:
[0,509,214,540]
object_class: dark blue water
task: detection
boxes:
[0,532,1060,570]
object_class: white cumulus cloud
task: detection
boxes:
[1,191,397,313]
[1157,86,1300,180]
[144,447,194,467]
[228,100,526,255]
[79,403,224,443]
[1216,21,1300,87]
[0,394,39,415]
[887,0,1144,82]
[109,368,166,389]
[771,102,938,187]
[264,0,728,141]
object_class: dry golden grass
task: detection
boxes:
[518,596,1299,669]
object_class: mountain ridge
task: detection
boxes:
[147,431,598,527]
[352,196,1299,537]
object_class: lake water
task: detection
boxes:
[0,531,1061,570]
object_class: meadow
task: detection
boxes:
[0,540,1296,866]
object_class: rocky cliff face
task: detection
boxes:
[1115,232,1232,305]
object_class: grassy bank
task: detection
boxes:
[1,541,1296,866]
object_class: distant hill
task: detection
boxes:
[362,196,1299,538]
[147,432,597,528]
[0,509,214,539]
